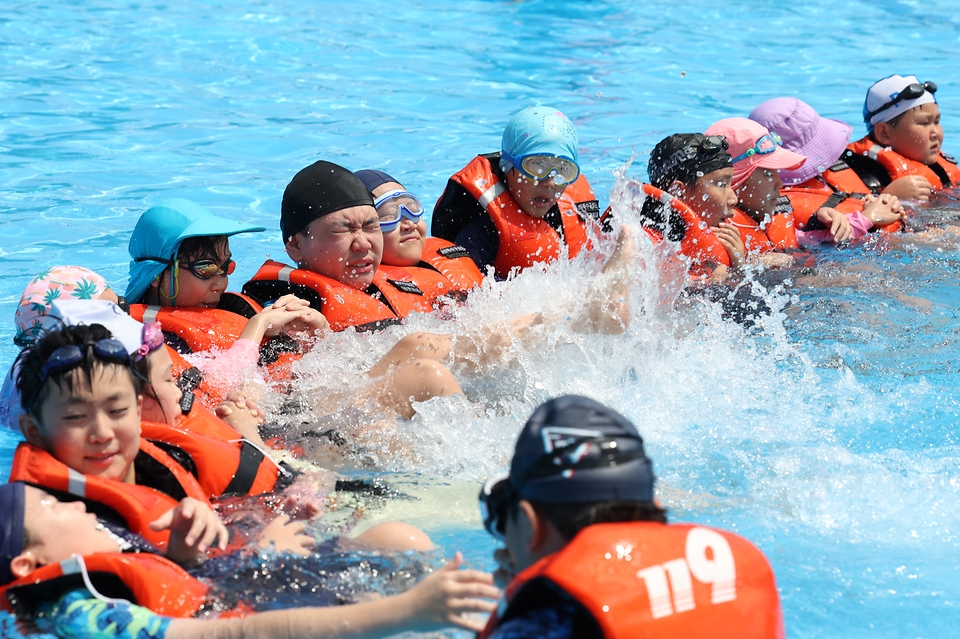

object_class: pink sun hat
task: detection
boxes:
[13,266,112,348]
[749,97,853,186]
[705,117,806,189]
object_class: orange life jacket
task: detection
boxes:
[845,137,960,191]
[142,408,284,499]
[784,178,903,234]
[243,260,418,332]
[447,155,595,279]
[728,209,775,254]
[420,237,485,290]
[820,158,875,194]
[0,553,208,619]
[638,184,731,279]
[479,522,785,639]
[8,442,208,548]
[378,239,485,310]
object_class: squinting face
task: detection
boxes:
[373,182,427,267]
[29,365,142,484]
[141,346,182,426]
[286,206,383,290]
[681,168,738,228]
[22,485,119,564]
[506,169,567,219]
[735,169,783,220]
[881,103,943,165]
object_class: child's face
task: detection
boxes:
[141,347,183,426]
[735,169,783,219]
[25,365,142,484]
[285,206,383,290]
[682,168,737,228]
[373,182,427,267]
[157,240,231,308]
[879,103,943,165]
[506,169,567,219]
[20,486,119,567]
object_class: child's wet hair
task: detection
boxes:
[16,323,143,419]
[177,234,229,262]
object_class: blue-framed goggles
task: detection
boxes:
[730,133,782,164]
[502,152,580,186]
[374,190,424,233]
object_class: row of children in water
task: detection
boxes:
[0,70,949,638]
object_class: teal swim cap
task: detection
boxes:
[125,199,265,302]
[500,106,579,174]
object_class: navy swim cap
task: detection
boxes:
[509,395,656,505]
[281,161,375,240]
[355,169,402,194]
[0,482,25,586]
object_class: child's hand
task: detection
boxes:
[862,193,906,227]
[285,308,330,337]
[270,294,312,312]
[883,175,934,202]
[815,207,852,242]
[257,514,316,557]
[150,498,229,564]
[399,552,500,633]
[256,307,308,337]
[280,494,322,520]
[715,223,745,268]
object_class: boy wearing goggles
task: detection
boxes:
[477,396,784,639]
[432,106,608,279]
[846,74,958,200]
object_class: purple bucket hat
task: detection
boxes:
[749,97,852,186]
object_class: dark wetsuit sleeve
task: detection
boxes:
[487,599,579,639]
[431,178,487,241]
[35,589,171,639]
[455,215,499,275]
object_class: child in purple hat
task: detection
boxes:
[749,97,906,236]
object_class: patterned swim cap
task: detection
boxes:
[14,266,110,348]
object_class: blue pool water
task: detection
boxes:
[3,0,960,636]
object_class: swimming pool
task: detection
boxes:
[2,0,960,635]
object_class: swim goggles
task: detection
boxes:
[134,321,164,362]
[730,133,783,164]
[27,339,131,412]
[501,152,581,186]
[374,190,424,233]
[182,258,236,280]
[478,434,649,541]
[864,81,938,123]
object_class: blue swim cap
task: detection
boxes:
[125,199,265,302]
[500,106,579,174]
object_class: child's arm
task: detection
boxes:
[166,553,499,639]
[861,193,906,227]
[148,498,229,564]
[883,175,934,201]
[215,393,268,447]
[813,207,852,242]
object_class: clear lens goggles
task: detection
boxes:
[730,133,782,164]
[374,190,424,233]
[512,154,580,186]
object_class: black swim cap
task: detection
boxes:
[354,169,402,194]
[648,133,732,190]
[280,161,375,240]
[508,395,655,505]
[0,482,25,586]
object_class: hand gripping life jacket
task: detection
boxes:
[129,296,302,369]
[243,260,423,332]
[845,137,960,192]
[728,209,775,255]
[638,184,730,278]
[784,178,903,234]
[8,442,208,548]
[0,553,209,620]
[141,408,283,500]
[446,154,595,279]
[479,522,785,639]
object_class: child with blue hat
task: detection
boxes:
[432,106,608,280]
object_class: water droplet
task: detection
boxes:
[698,221,707,230]
[816,165,826,173]
[597,91,603,98]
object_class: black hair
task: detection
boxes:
[16,323,142,420]
[508,499,668,542]
[177,235,229,262]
